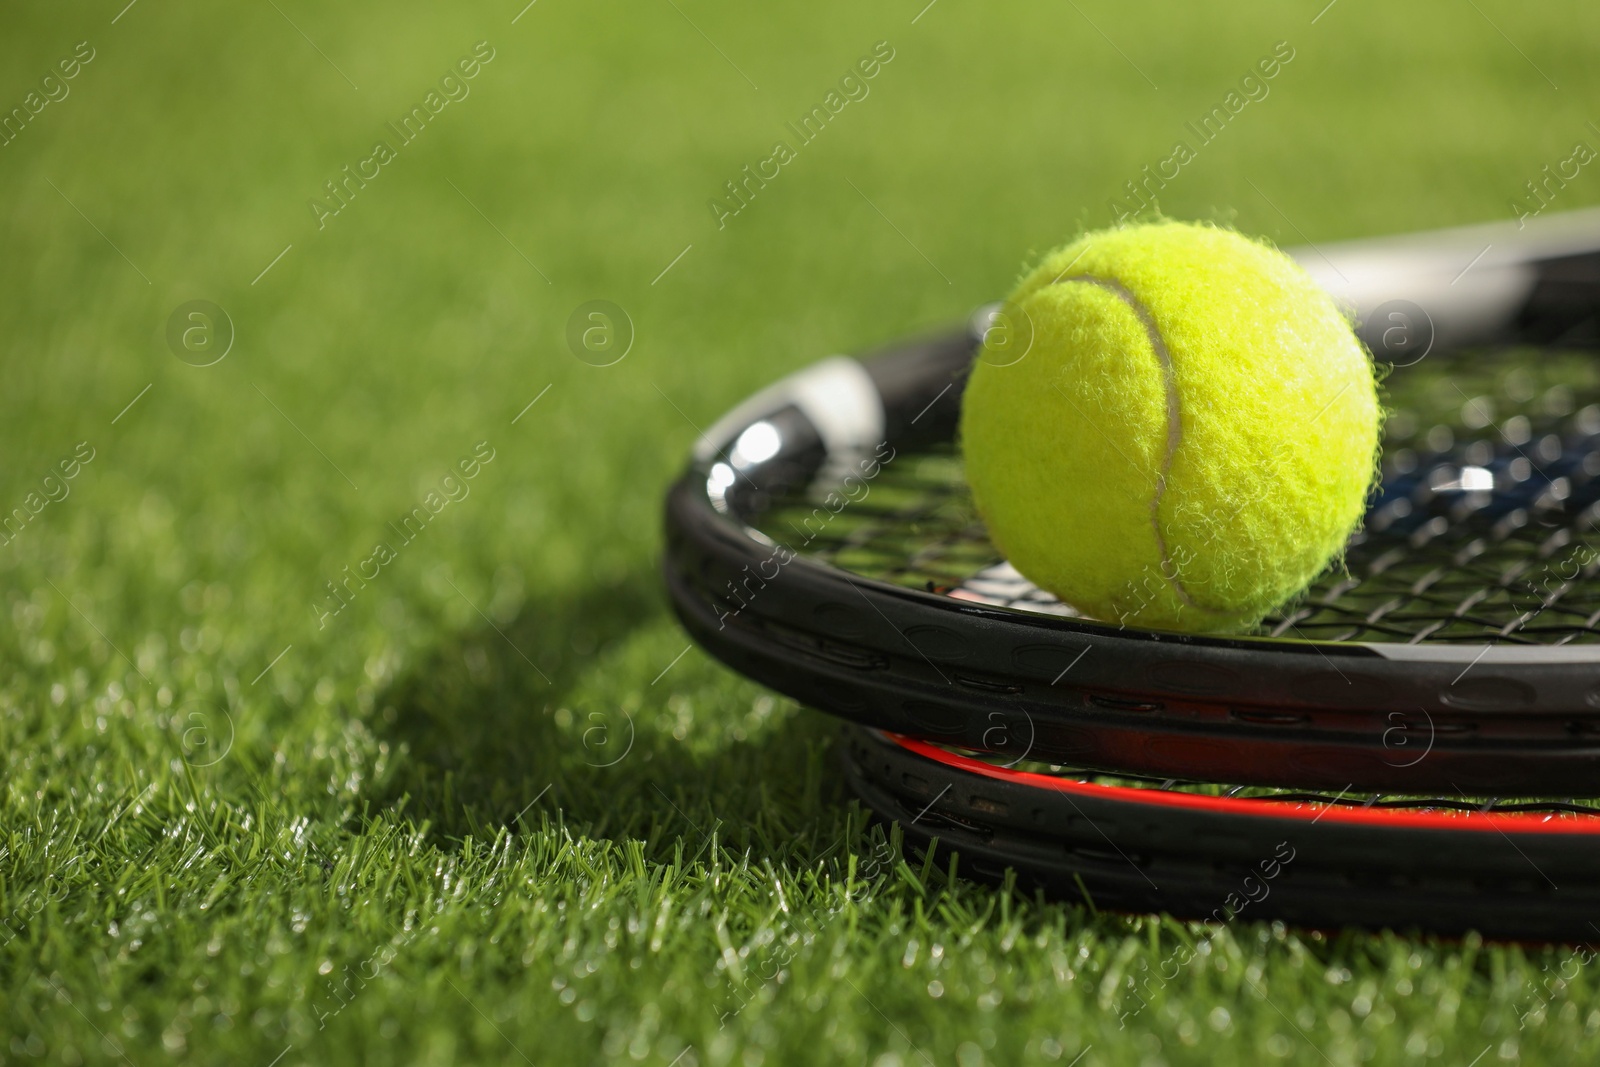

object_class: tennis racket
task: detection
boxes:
[662,209,1600,938]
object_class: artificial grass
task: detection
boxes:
[2,0,1599,1063]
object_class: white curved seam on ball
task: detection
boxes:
[1048,275,1200,611]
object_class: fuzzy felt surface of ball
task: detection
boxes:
[960,221,1381,632]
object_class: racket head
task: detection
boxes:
[663,217,1600,796]
[840,726,1600,942]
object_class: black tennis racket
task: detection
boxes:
[839,728,1599,941]
[662,209,1600,938]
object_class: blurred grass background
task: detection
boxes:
[1,0,1598,1064]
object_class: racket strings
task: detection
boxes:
[747,351,1600,645]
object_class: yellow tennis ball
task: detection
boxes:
[961,221,1380,633]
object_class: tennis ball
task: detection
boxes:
[961,221,1380,633]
